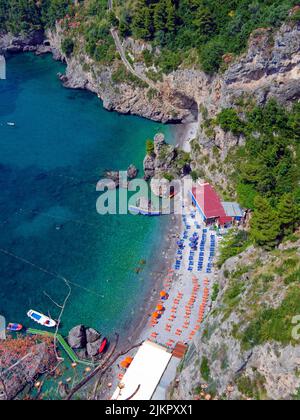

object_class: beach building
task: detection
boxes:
[221,201,244,222]
[189,183,232,226]
[112,341,172,400]
[0,55,6,80]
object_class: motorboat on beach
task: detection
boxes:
[7,323,23,332]
[27,309,57,328]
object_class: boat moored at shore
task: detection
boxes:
[7,323,23,332]
[27,310,57,328]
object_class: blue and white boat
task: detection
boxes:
[27,310,56,328]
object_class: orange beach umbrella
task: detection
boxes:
[120,360,129,369]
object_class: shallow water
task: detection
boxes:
[0,53,171,338]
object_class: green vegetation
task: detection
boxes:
[162,172,174,182]
[61,36,74,56]
[242,286,300,349]
[200,357,210,382]
[115,0,299,73]
[0,0,73,34]
[250,196,281,250]
[83,1,116,65]
[216,108,245,136]
[218,230,250,266]
[146,139,155,155]
[211,283,219,302]
[220,100,300,249]
[236,372,266,400]
[112,63,147,87]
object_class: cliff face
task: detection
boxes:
[170,238,300,400]
[53,20,300,126]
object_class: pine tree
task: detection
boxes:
[153,1,166,32]
[250,196,281,250]
[119,19,130,37]
[166,0,176,33]
[277,193,300,236]
[194,5,216,38]
[131,0,152,39]
[143,6,152,39]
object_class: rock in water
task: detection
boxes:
[68,325,86,349]
[86,338,102,357]
[86,327,101,344]
[154,133,166,154]
[143,154,156,180]
[127,164,138,179]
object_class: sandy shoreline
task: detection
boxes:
[172,122,199,152]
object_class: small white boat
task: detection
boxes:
[7,122,15,126]
[27,309,57,328]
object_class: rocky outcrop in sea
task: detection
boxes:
[143,133,191,185]
[68,325,103,359]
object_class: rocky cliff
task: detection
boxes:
[56,19,300,126]
[170,236,300,400]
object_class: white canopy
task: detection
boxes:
[112,341,172,400]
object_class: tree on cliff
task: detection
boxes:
[250,196,281,249]
[193,5,216,39]
[166,0,176,33]
[277,193,300,236]
[146,139,155,156]
[131,0,152,40]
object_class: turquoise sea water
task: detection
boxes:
[0,53,171,339]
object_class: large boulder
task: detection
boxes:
[86,338,102,357]
[86,327,101,344]
[68,325,86,349]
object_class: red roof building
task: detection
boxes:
[190,183,232,226]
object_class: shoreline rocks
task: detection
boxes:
[67,325,103,360]
[102,164,139,188]
[143,133,190,183]
[67,325,86,349]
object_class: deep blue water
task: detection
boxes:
[0,53,170,338]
